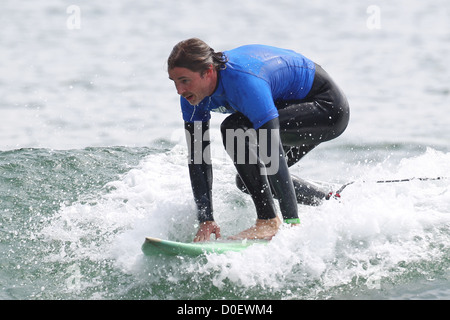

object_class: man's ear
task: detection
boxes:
[202,64,214,78]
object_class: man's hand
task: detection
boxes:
[193,221,221,242]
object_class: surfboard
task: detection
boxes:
[142,236,268,257]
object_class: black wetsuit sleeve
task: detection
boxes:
[184,121,214,223]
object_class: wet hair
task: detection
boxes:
[167,38,228,74]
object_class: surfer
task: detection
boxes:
[168,38,349,242]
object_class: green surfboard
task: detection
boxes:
[142,237,268,257]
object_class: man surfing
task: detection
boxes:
[167,38,349,242]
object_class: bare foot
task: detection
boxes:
[228,217,282,240]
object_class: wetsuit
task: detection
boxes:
[183,45,349,224]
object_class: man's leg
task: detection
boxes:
[221,113,299,240]
[275,64,350,204]
[221,113,278,221]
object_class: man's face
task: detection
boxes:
[169,67,215,105]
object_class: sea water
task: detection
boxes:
[1,0,449,300]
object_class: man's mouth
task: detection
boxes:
[184,94,194,101]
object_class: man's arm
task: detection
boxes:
[184,121,221,241]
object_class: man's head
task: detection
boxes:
[168,38,227,105]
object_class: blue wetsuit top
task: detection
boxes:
[180,44,316,129]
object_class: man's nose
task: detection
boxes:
[176,84,186,96]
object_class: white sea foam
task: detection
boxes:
[6,0,449,299]
[38,146,449,298]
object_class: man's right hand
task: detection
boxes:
[193,221,221,242]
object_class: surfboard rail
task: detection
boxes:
[142,237,267,256]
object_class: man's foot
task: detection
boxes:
[325,191,341,200]
[228,216,282,240]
